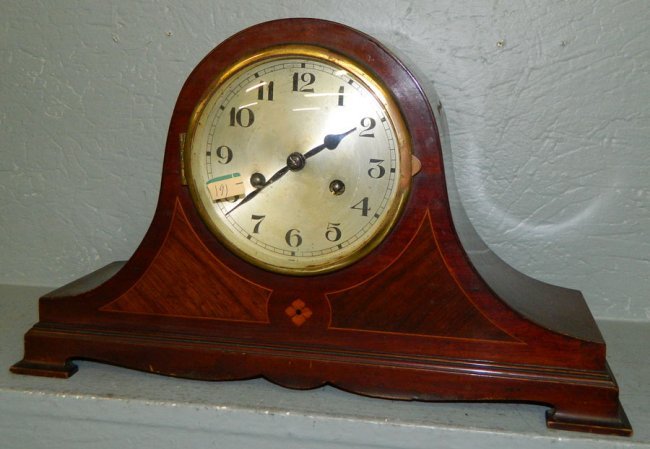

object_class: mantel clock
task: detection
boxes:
[12,19,631,436]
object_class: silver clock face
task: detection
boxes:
[186,46,411,275]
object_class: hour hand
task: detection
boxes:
[303,127,357,160]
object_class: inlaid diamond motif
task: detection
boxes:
[285,299,312,326]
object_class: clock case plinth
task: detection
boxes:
[11,19,631,436]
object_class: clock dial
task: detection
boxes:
[185,46,412,274]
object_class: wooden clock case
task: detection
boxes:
[11,19,631,436]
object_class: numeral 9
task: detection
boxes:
[215,145,233,164]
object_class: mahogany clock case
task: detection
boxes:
[11,18,631,436]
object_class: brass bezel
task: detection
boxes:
[184,44,412,275]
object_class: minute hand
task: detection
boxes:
[225,165,289,215]
[226,127,357,216]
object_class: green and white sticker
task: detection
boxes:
[206,173,245,201]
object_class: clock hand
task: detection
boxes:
[226,127,357,216]
[225,165,290,215]
[303,127,357,160]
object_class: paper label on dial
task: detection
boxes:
[206,173,245,201]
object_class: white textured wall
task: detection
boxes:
[1,1,648,321]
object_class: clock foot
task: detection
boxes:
[10,325,80,378]
[10,359,78,379]
[546,400,632,436]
